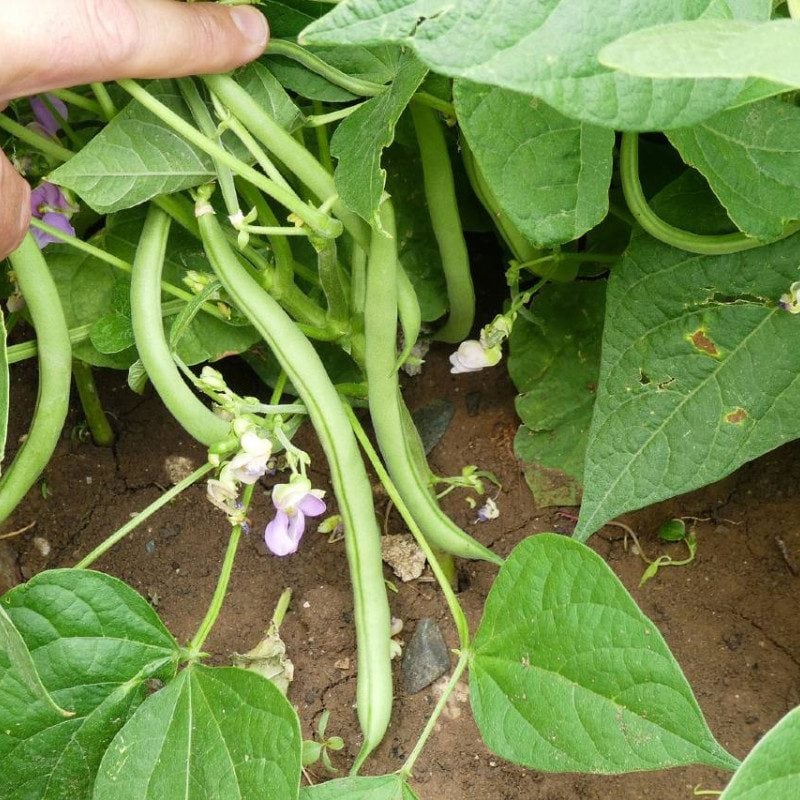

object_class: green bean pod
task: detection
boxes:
[395,264,421,371]
[410,104,475,343]
[197,208,392,771]
[130,206,230,446]
[0,235,72,524]
[365,202,502,566]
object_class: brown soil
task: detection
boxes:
[2,347,799,800]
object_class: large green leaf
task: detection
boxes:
[600,19,800,88]
[302,0,771,130]
[509,282,605,504]
[301,776,419,800]
[470,534,737,773]
[720,706,800,800]
[331,51,427,227]
[0,306,7,468]
[575,177,800,540]
[50,68,299,213]
[93,665,302,800]
[454,82,613,247]
[0,569,180,800]
[667,98,800,239]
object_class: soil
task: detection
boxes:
[2,346,800,800]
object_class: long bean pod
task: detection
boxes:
[410,104,475,343]
[130,206,230,446]
[365,203,502,565]
[0,236,72,524]
[395,264,422,371]
[197,207,392,772]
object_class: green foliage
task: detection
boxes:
[454,82,613,247]
[0,307,7,467]
[575,175,800,539]
[331,52,427,227]
[93,665,302,800]
[0,569,180,800]
[302,0,770,130]
[508,282,605,504]
[300,775,419,800]
[720,706,800,799]
[470,534,738,773]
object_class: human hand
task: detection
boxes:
[0,0,269,260]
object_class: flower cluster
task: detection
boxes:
[30,94,67,138]
[449,313,514,374]
[30,182,78,248]
[264,474,326,556]
[779,281,800,314]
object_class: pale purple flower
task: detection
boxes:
[227,430,272,484]
[779,281,800,314]
[475,498,499,523]
[449,339,502,374]
[30,94,68,138]
[206,476,238,514]
[30,183,76,248]
[264,475,326,556]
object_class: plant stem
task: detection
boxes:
[75,463,213,568]
[188,483,254,655]
[399,650,469,777]
[619,132,800,254]
[51,88,103,116]
[411,92,455,117]
[305,103,365,128]
[72,359,115,447]
[311,100,334,173]
[91,82,118,120]
[0,114,74,162]
[267,39,387,97]
[117,79,341,240]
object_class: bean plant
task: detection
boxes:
[1,1,800,798]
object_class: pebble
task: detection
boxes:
[411,400,454,454]
[402,618,451,694]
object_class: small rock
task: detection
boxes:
[334,657,350,671]
[32,536,51,557]
[145,539,156,555]
[163,455,196,485]
[465,392,482,416]
[411,400,454,454]
[159,523,182,540]
[402,618,450,694]
[382,534,426,582]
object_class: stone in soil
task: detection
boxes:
[411,400,454,454]
[402,618,451,693]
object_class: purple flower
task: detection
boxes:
[30,183,76,248]
[29,94,68,138]
[264,475,326,556]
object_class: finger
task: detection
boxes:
[0,0,269,102]
[0,151,31,262]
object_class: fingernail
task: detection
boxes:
[230,7,269,48]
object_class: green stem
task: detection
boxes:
[130,205,230,446]
[410,104,475,342]
[75,463,213,568]
[51,88,102,116]
[202,74,369,249]
[400,650,469,777]
[620,132,800,254]
[117,79,340,240]
[198,206,392,773]
[188,483,254,655]
[0,236,72,525]
[267,39,386,97]
[411,92,455,117]
[312,100,334,174]
[72,359,115,447]
[305,103,365,128]
[0,114,74,162]
[91,83,118,120]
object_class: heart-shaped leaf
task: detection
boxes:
[470,534,737,773]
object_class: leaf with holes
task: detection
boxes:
[575,175,800,540]
[0,569,181,800]
[667,98,800,239]
[720,705,800,800]
[470,534,738,773]
[302,0,771,130]
[92,665,302,800]
[454,82,613,247]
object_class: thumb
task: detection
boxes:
[0,151,31,262]
[0,0,269,102]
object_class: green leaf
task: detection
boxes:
[0,569,180,800]
[600,18,800,88]
[509,282,605,503]
[470,534,738,773]
[0,306,8,468]
[454,82,613,247]
[93,665,302,800]
[575,176,800,540]
[300,775,419,800]
[89,314,135,355]
[720,705,800,800]
[303,0,770,130]
[658,519,687,542]
[235,62,305,133]
[667,98,800,239]
[331,51,427,227]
